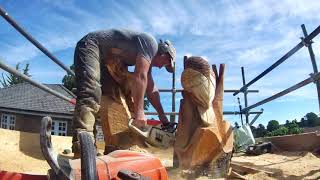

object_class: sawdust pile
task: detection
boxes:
[233,151,320,180]
[1,128,320,180]
[0,128,72,174]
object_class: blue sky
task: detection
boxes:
[1,0,320,126]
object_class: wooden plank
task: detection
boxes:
[231,162,274,176]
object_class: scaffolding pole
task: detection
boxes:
[234,25,320,96]
[241,67,249,123]
[301,24,320,111]
[0,60,76,105]
[242,72,320,112]
[0,6,74,76]
[170,61,176,123]
[158,89,259,93]
[145,111,263,116]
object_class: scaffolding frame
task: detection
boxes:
[234,24,320,125]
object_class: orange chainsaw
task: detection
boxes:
[40,117,169,180]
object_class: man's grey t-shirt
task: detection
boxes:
[86,29,158,65]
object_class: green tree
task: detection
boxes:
[289,127,303,134]
[265,120,303,136]
[256,124,267,137]
[267,126,289,137]
[292,119,298,124]
[267,120,280,132]
[0,63,31,87]
[62,64,76,91]
[305,112,318,127]
[285,120,290,126]
[317,117,320,126]
[286,120,303,134]
[299,117,307,127]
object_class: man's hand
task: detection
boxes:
[133,114,147,130]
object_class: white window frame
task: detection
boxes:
[51,120,67,136]
[1,114,16,130]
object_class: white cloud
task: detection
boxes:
[3,0,319,66]
[185,53,192,57]
[0,44,40,64]
[236,47,270,65]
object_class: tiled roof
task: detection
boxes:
[0,83,75,115]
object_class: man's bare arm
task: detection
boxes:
[146,71,169,124]
[132,55,150,126]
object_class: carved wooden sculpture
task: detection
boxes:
[174,56,234,178]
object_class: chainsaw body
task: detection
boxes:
[129,119,176,149]
[148,126,175,148]
[68,150,168,180]
[40,117,168,180]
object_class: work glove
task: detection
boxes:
[161,122,177,133]
[159,114,177,132]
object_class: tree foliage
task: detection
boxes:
[285,120,290,125]
[305,112,318,127]
[267,126,289,137]
[251,112,320,138]
[285,120,303,134]
[267,120,280,132]
[299,118,308,127]
[62,64,76,91]
[256,124,267,137]
[0,63,31,87]
[253,119,303,138]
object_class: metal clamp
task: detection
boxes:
[310,73,319,84]
[300,37,313,47]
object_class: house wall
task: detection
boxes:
[0,111,73,136]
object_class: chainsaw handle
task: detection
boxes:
[118,169,151,180]
[128,118,150,138]
[78,132,98,180]
[161,122,178,133]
